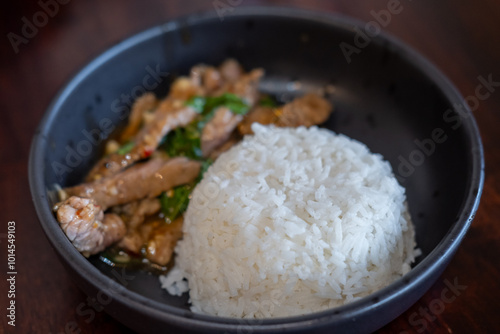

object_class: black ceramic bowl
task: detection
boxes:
[29,7,484,334]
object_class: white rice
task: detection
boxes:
[160,124,418,318]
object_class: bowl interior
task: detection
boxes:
[32,8,482,333]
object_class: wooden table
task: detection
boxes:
[1,0,499,333]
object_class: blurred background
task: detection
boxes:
[1,1,499,333]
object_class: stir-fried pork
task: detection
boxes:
[66,157,201,210]
[55,196,126,256]
[86,61,260,181]
[190,65,223,93]
[115,198,162,253]
[207,133,242,160]
[115,198,162,230]
[200,68,263,156]
[238,93,333,135]
[86,105,199,181]
[201,107,243,156]
[144,217,184,266]
[217,68,264,106]
[119,93,159,143]
[237,106,276,136]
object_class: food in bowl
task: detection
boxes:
[51,58,418,318]
[161,124,418,318]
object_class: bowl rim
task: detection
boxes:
[29,5,485,332]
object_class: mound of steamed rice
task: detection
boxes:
[160,124,418,318]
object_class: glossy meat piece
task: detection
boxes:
[219,58,244,82]
[115,197,161,230]
[238,93,333,135]
[119,93,159,143]
[145,216,184,266]
[117,230,143,254]
[190,59,243,92]
[115,198,161,253]
[54,196,126,256]
[190,65,223,93]
[117,221,154,254]
[66,157,201,210]
[207,133,242,160]
[277,93,333,127]
[201,107,243,156]
[190,59,244,95]
[200,68,264,156]
[237,106,276,135]
[86,103,198,181]
[216,68,264,106]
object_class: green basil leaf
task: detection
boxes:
[160,185,192,222]
[162,126,202,160]
[224,100,249,115]
[188,93,250,118]
[185,96,206,113]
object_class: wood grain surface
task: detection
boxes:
[1,0,499,333]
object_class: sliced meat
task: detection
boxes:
[86,104,198,181]
[119,93,159,143]
[168,76,206,100]
[131,99,198,158]
[237,106,277,135]
[190,65,224,93]
[86,60,258,181]
[239,93,333,135]
[202,67,223,92]
[118,220,156,255]
[115,198,161,253]
[113,198,161,230]
[54,196,126,256]
[219,58,244,82]
[190,59,245,96]
[216,68,264,106]
[277,93,333,127]
[66,157,201,210]
[118,215,184,265]
[101,214,127,251]
[200,68,264,156]
[145,217,184,266]
[201,107,243,156]
[86,73,206,181]
[208,133,242,160]
[117,232,143,254]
